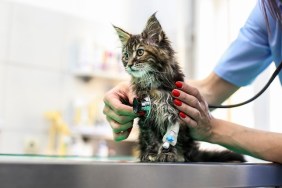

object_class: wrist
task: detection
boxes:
[207,118,234,145]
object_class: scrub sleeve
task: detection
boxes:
[214,1,282,86]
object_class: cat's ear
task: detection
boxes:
[113,25,131,46]
[141,12,164,44]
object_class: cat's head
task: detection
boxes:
[113,13,174,79]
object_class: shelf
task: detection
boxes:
[73,69,130,81]
[71,124,138,142]
[71,125,112,137]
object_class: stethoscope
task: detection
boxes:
[133,96,151,117]
[133,61,282,116]
[209,60,282,108]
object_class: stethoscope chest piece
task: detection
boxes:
[133,96,151,117]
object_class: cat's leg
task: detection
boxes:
[157,122,180,162]
[139,126,161,162]
[157,145,178,162]
[162,122,180,149]
[140,143,160,162]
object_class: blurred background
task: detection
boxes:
[0,0,280,161]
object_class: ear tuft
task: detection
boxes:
[113,25,131,46]
[141,12,164,43]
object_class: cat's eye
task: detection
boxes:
[123,52,129,60]
[136,49,144,56]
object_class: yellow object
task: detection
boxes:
[73,98,98,126]
[44,111,70,156]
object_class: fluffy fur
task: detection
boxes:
[114,13,245,162]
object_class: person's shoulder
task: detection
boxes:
[247,2,264,23]
[249,1,278,25]
[243,1,268,34]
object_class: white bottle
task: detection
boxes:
[96,140,109,158]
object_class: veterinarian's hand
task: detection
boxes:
[103,81,137,141]
[171,81,214,141]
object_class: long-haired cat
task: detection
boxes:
[113,13,245,162]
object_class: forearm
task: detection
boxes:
[209,118,282,163]
[187,72,239,105]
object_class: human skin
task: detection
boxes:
[103,81,137,141]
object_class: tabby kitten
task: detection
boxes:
[114,13,245,162]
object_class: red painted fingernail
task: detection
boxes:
[174,99,182,106]
[175,81,183,88]
[179,112,186,118]
[172,89,180,97]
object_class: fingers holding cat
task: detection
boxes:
[103,104,135,141]
[103,81,137,141]
[172,81,208,125]
[106,116,133,141]
[171,81,213,141]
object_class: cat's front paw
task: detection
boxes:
[140,153,158,162]
[157,147,177,162]
[157,152,177,162]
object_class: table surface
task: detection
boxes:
[0,155,281,188]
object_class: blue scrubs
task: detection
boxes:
[214,1,282,86]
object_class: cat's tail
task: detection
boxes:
[187,149,246,162]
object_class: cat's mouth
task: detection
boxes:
[128,66,141,73]
[127,69,147,78]
[126,64,150,78]
[127,68,137,74]
[130,68,137,71]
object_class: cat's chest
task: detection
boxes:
[148,89,175,113]
[136,89,169,102]
[149,89,169,102]
[137,88,179,132]
[136,88,177,117]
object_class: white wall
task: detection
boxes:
[0,1,10,124]
[269,67,282,133]
[5,0,193,68]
